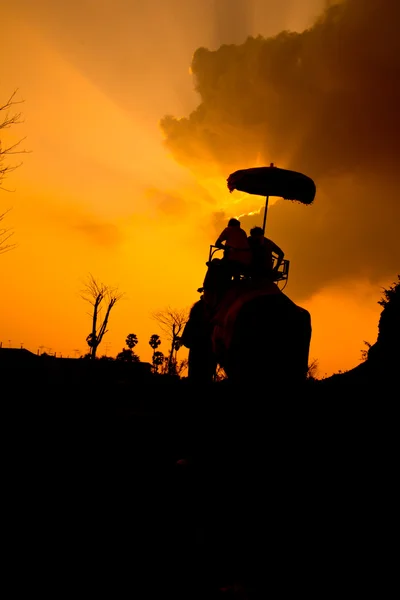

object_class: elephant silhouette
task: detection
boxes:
[181,259,311,386]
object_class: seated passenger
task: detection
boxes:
[248,226,284,279]
[215,218,251,280]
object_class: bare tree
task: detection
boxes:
[0,208,16,254]
[81,274,124,360]
[306,358,320,381]
[151,306,189,375]
[0,89,28,191]
[175,357,188,377]
[1,90,29,254]
[360,341,372,362]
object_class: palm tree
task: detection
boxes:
[149,334,161,371]
[152,351,164,374]
[126,333,138,350]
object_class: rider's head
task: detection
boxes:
[228,218,241,227]
[250,226,264,237]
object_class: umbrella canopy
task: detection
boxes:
[227,164,316,205]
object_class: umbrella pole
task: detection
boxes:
[262,195,269,235]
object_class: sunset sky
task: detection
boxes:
[1,0,399,377]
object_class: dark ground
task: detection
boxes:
[3,364,397,598]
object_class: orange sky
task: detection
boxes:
[1,0,397,377]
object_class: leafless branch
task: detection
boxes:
[0,209,17,254]
[151,306,189,341]
[306,358,320,380]
[0,89,25,115]
[151,306,190,375]
[0,89,30,191]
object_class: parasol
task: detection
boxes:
[227,163,316,233]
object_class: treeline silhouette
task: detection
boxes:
[78,332,187,377]
[1,275,398,405]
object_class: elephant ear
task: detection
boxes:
[227,165,316,205]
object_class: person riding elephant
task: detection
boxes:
[215,217,252,281]
[247,226,285,281]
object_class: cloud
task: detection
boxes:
[145,188,194,217]
[144,181,220,221]
[72,218,122,247]
[160,0,400,299]
[39,201,124,248]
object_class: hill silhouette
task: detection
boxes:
[314,274,399,390]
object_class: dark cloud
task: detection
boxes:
[160,0,400,299]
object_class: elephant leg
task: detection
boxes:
[298,309,312,379]
[188,344,217,384]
